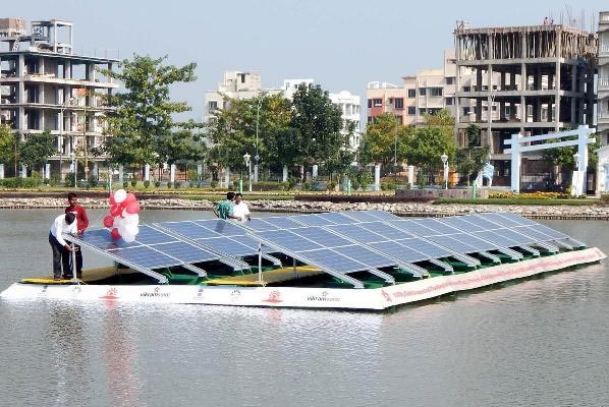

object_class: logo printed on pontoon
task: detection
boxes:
[140,286,170,298]
[263,290,283,303]
[71,286,82,295]
[38,285,48,296]
[307,291,340,302]
[195,287,205,298]
[100,287,118,300]
[381,290,392,302]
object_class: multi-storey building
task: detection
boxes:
[204,71,362,150]
[366,50,481,130]
[454,21,596,185]
[597,12,609,145]
[0,18,119,179]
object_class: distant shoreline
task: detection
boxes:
[1,197,608,220]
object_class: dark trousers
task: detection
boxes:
[49,232,71,278]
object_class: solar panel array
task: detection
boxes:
[74,210,577,279]
[78,225,218,270]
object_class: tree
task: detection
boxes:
[359,113,412,175]
[454,125,489,185]
[406,126,457,183]
[20,131,55,174]
[0,125,23,177]
[100,54,203,175]
[289,83,342,181]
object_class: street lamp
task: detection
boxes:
[254,98,262,182]
[70,152,77,189]
[441,153,448,190]
[58,97,75,182]
[243,152,252,192]
[573,152,581,170]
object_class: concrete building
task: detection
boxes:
[366,50,483,130]
[0,18,119,179]
[204,71,362,150]
[597,11,609,145]
[454,21,596,185]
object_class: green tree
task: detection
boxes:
[100,54,202,175]
[20,131,55,174]
[0,126,23,176]
[359,113,412,175]
[289,83,342,181]
[454,125,489,185]
[406,126,457,183]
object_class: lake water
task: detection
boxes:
[1,209,608,407]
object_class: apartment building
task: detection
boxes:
[454,21,596,185]
[204,71,362,150]
[0,18,119,179]
[598,11,609,145]
[366,50,481,129]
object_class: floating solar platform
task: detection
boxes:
[3,210,603,311]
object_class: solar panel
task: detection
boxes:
[246,218,279,232]
[299,248,367,274]
[406,219,498,252]
[292,214,337,227]
[109,246,182,269]
[261,216,307,230]
[316,212,358,224]
[152,241,218,263]
[156,221,220,239]
[342,211,383,223]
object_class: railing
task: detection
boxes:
[599,77,609,90]
[600,12,609,24]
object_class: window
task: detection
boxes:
[445,97,454,106]
[367,99,372,109]
[394,98,404,109]
[407,106,416,115]
[446,77,455,85]
[419,88,427,96]
[367,116,374,123]
[373,98,382,107]
[429,87,443,97]
[463,86,471,92]
[463,107,471,115]
[208,101,218,111]
[408,89,416,98]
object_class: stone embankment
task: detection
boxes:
[1,196,608,220]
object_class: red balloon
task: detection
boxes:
[110,228,121,240]
[125,200,140,214]
[110,204,122,217]
[124,192,137,205]
[103,215,115,228]
[109,193,116,206]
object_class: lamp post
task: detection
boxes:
[243,152,252,192]
[254,98,262,182]
[70,152,77,189]
[58,97,74,182]
[441,153,448,190]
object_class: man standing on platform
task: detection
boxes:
[213,191,241,221]
[49,212,76,281]
[232,193,251,224]
[64,192,89,278]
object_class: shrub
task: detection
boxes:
[143,180,150,189]
[600,193,609,206]
[210,180,218,189]
[154,181,161,188]
[88,175,98,188]
[166,182,173,189]
[351,180,360,191]
[123,181,129,188]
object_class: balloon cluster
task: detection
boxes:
[103,188,141,242]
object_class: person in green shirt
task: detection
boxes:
[213,191,242,221]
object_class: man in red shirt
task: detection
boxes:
[64,192,89,279]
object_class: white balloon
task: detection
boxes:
[122,233,136,243]
[114,216,125,228]
[124,224,139,237]
[114,188,127,204]
[124,213,139,225]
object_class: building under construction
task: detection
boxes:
[0,18,119,180]
[454,22,597,187]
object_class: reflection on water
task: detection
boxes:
[1,211,609,406]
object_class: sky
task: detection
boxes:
[3,0,608,121]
